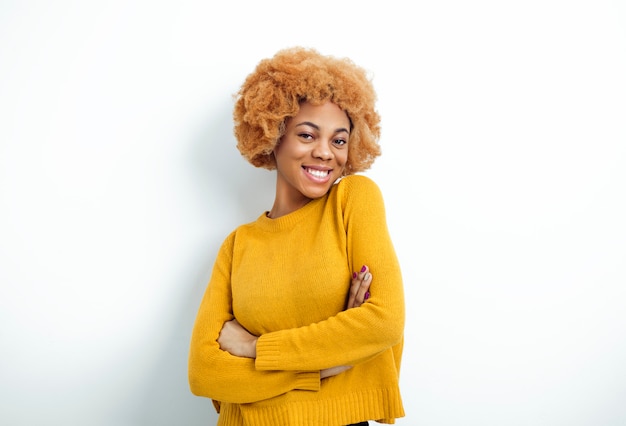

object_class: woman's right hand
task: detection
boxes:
[320,365,352,379]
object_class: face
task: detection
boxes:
[273,101,350,214]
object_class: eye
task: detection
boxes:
[333,138,348,147]
[298,133,314,141]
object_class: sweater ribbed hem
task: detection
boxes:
[217,402,244,425]
[237,386,404,426]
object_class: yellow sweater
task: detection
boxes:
[189,175,405,425]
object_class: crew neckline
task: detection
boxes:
[256,195,326,232]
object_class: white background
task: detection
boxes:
[1,1,625,425]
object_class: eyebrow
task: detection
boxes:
[295,121,350,134]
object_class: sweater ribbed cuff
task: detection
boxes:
[255,334,283,370]
[256,335,320,391]
[293,371,320,392]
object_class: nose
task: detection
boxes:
[312,139,333,160]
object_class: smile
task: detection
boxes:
[305,167,331,178]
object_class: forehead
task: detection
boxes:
[289,101,350,128]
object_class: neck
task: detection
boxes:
[268,198,311,219]
[268,180,311,219]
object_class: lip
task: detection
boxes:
[302,165,333,183]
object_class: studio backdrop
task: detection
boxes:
[1,1,625,425]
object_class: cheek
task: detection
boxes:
[338,151,349,166]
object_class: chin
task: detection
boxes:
[304,185,334,199]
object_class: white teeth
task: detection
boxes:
[306,168,330,178]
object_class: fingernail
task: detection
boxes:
[360,265,367,273]
[365,272,371,281]
[352,272,357,279]
[364,291,370,300]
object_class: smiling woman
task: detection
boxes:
[188,47,405,426]
[270,101,351,218]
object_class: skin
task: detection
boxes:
[268,101,351,219]
[217,101,372,378]
[347,265,372,309]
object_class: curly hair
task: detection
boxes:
[233,47,381,175]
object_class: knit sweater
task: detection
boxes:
[189,175,405,425]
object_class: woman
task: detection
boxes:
[189,47,405,426]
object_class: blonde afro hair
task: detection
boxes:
[233,47,381,175]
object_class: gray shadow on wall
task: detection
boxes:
[131,99,274,425]
[190,104,276,228]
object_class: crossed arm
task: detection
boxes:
[189,177,404,403]
[217,265,374,378]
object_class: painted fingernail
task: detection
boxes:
[352,272,357,279]
[364,291,370,300]
[360,265,367,273]
[364,272,371,281]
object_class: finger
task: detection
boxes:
[347,267,372,308]
[356,264,368,281]
[354,271,372,306]
[347,272,361,309]
[355,265,371,303]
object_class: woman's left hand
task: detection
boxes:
[218,318,258,358]
[346,265,372,309]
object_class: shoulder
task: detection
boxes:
[216,221,257,259]
[231,211,267,235]
[330,174,386,216]
[333,174,385,206]
[335,174,382,197]
[217,230,237,254]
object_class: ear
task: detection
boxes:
[268,151,278,168]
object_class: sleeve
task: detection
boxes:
[255,176,405,371]
[188,232,321,404]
